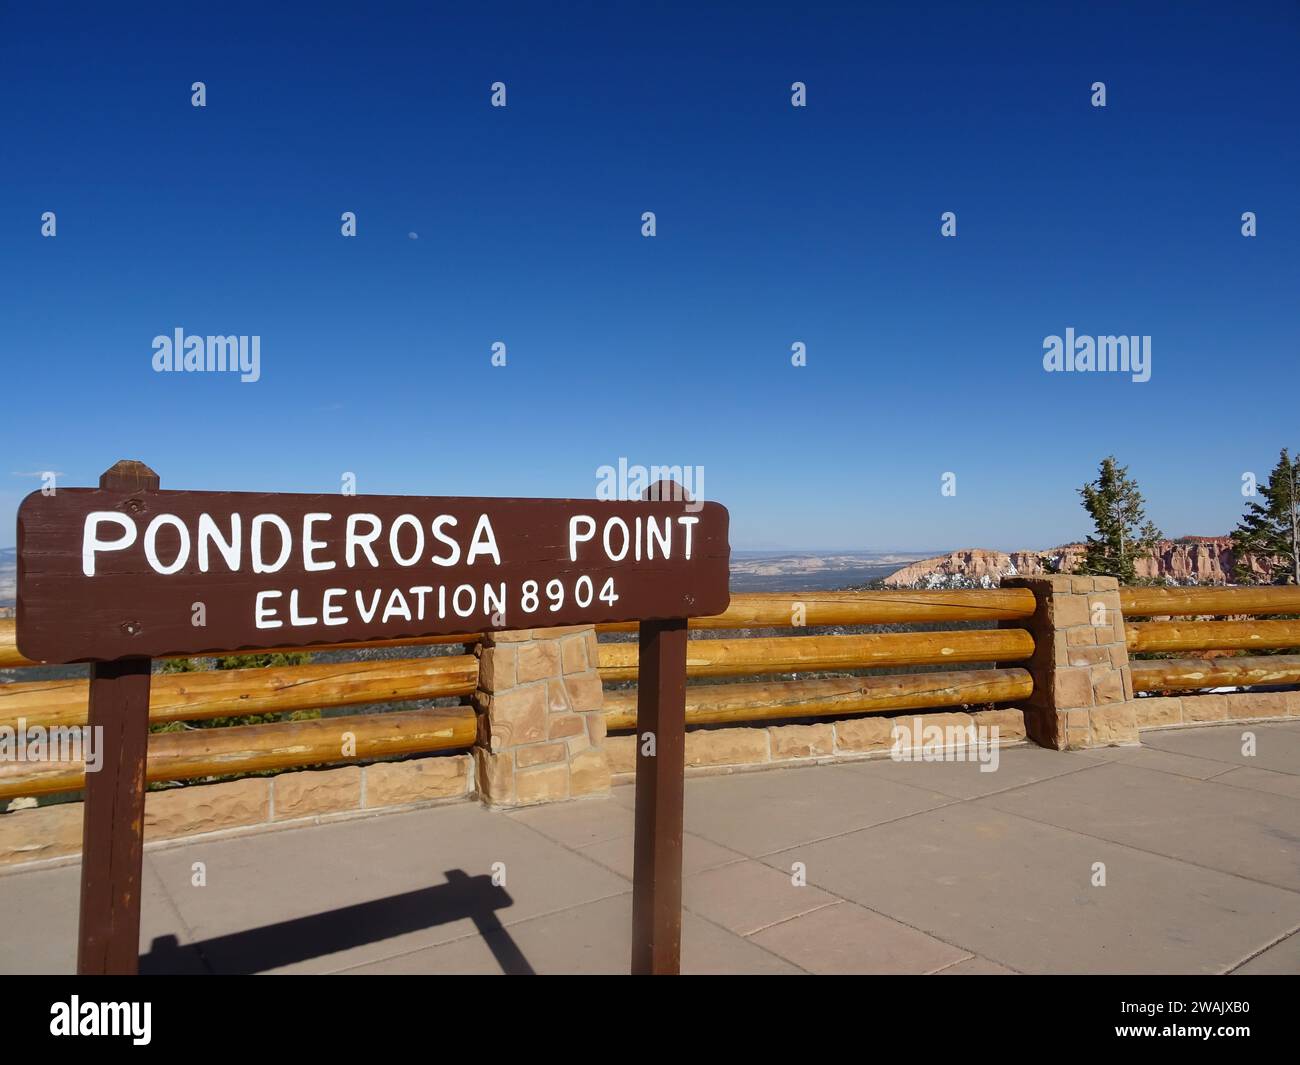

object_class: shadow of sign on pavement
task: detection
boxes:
[141,869,529,975]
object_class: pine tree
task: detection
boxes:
[1076,456,1162,583]
[1231,449,1300,585]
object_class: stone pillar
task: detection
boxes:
[472,625,611,806]
[1000,575,1139,750]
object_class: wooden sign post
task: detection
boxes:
[632,617,688,974]
[77,460,158,974]
[16,461,729,975]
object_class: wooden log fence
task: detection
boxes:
[0,653,478,730]
[1126,618,1300,655]
[596,628,1035,681]
[4,584,1300,804]
[1120,585,1300,618]
[0,706,476,800]
[1131,654,1300,693]
[596,588,1037,630]
[602,667,1033,730]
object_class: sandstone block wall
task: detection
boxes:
[0,752,473,869]
[1134,691,1300,729]
[604,707,1027,779]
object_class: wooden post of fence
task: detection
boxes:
[77,459,158,975]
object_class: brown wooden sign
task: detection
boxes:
[17,486,730,663]
[24,461,717,978]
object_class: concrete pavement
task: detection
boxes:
[2,721,1298,974]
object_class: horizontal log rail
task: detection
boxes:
[1120,585,1300,618]
[0,654,479,731]
[0,617,474,670]
[595,588,1037,632]
[596,628,1034,682]
[1131,655,1300,693]
[0,705,477,800]
[1126,618,1300,655]
[602,667,1033,730]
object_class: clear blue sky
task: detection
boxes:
[1,1,1296,552]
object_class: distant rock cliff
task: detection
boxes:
[882,537,1275,588]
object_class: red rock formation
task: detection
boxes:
[883,537,1275,587]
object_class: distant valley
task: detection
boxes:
[728,551,931,592]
